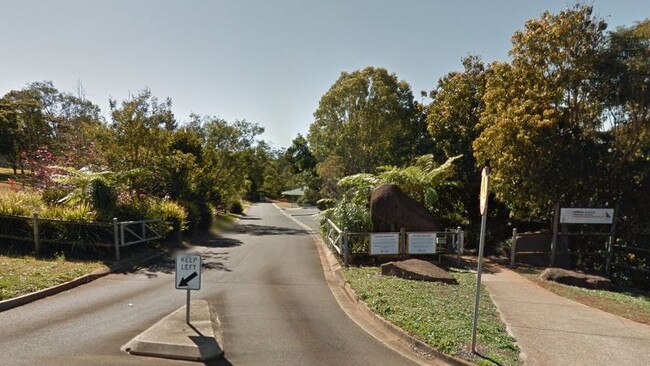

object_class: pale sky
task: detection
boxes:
[1,0,648,148]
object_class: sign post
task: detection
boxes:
[472,166,489,353]
[176,254,202,324]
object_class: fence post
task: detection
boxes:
[456,226,462,266]
[605,203,619,276]
[510,228,518,267]
[343,232,349,267]
[113,218,120,261]
[32,213,40,254]
[550,201,560,267]
[400,227,406,257]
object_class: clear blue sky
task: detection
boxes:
[1,0,648,148]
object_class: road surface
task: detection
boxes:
[0,203,416,366]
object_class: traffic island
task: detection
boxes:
[123,299,224,361]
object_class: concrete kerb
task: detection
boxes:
[0,249,168,312]
[272,203,474,366]
[123,299,224,362]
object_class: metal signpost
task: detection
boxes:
[472,166,489,353]
[175,254,202,324]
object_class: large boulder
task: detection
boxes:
[370,184,441,232]
[539,268,612,290]
[381,259,457,284]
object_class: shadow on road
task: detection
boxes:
[227,224,307,236]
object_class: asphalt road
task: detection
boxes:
[0,203,416,366]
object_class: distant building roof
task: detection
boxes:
[281,187,305,196]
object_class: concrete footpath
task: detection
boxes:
[481,268,650,366]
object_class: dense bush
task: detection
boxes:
[41,186,68,205]
[230,201,244,215]
[39,203,97,222]
[88,178,117,212]
[316,198,336,210]
[320,199,372,233]
[114,197,187,236]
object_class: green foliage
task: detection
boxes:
[39,203,96,222]
[41,186,68,205]
[323,199,373,233]
[308,67,428,176]
[475,5,612,220]
[0,190,43,216]
[229,201,244,215]
[88,178,116,213]
[338,155,461,211]
[427,56,488,228]
[316,198,336,211]
[141,198,187,235]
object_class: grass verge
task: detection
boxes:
[344,266,521,366]
[0,252,103,300]
[515,268,650,325]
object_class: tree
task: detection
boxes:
[107,88,175,170]
[308,67,427,176]
[426,56,487,226]
[0,88,50,173]
[474,5,610,220]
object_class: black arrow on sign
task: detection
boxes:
[178,272,197,287]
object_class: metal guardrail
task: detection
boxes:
[0,214,162,261]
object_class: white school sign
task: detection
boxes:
[560,208,614,224]
[370,233,400,255]
[407,233,437,254]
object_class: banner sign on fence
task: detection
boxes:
[370,233,400,255]
[560,208,614,224]
[407,233,436,254]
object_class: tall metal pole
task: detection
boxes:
[186,289,191,324]
[605,203,619,276]
[471,206,488,352]
[472,166,489,353]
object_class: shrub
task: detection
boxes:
[145,198,187,235]
[230,201,244,215]
[180,200,201,233]
[40,204,97,222]
[316,198,336,211]
[325,199,372,233]
[41,186,68,205]
[113,197,187,236]
[88,178,117,212]
[0,191,44,216]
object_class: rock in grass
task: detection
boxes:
[380,259,457,284]
[540,268,612,290]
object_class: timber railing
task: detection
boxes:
[0,214,162,261]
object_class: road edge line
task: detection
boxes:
[272,203,473,366]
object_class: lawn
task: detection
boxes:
[516,268,650,325]
[344,266,521,366]
[0,167,33,192]
[0,252,103,300]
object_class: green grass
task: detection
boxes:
[344,266,521,366]
[0,252,103,300]
[516,268,650,325]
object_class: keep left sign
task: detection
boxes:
[175,254,201,290]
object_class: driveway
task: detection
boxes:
[0,203,417,366]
